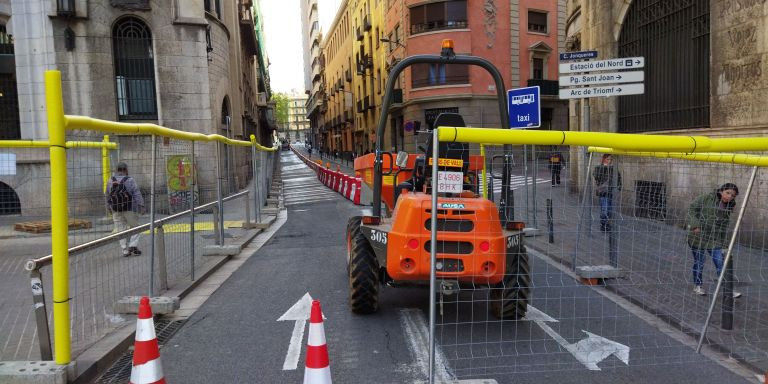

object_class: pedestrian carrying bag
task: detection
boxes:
[109,177,132,212]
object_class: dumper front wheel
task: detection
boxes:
[348,222,379,314]
[490,247,530,319]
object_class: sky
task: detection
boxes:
[261,0,341,94]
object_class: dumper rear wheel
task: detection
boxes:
[490,247,530,319]
[348,221,379,314]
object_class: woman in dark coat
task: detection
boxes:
[686,183,741,297]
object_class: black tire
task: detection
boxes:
[348,220,380,314]
[346,216,362,267]
[490,247,530,319]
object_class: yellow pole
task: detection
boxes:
[45,70,70,364]
[102,135,110,194]
[480,144,487,199]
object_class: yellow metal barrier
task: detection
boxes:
[588,147,768,167]
[436,127,768,153]
[46,70,70,365]
[44,68,276,364]
[0,140,117,149]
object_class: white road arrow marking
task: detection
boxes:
[399,309,453,383]
[278,292,325,370]
[525,305,630,370]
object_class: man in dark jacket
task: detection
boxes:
[687,183,741,298]
[548,149,564,186]
[106,162,146,257]
[593,154,621,232]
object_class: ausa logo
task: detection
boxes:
[440,203,465,209]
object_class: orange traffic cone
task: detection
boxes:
[130,296,166,384]
[303,300,331,384]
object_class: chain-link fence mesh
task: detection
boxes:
[0,130,276,361]
[423,140,768,380]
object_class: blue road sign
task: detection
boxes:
[507,86,540,128]
[560,50,598,61]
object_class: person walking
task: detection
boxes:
[548,149,564,186]
[687,183,742,298]
[106,162,146,257]
[593,154,622,232]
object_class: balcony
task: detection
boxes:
[238,0,258,55]
[356,27,363,41]
[527,79,559,96]
[364,14,372,31]
[256,92,267,106]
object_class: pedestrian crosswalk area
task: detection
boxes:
[478,174,551,197]
[281,152,342,207]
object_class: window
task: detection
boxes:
[618,0,709,132]
[0,25,20,139]
[113,17,158,120]
[528,10,547,33]
[532,58,544,79]
[410,0,467,35]
[411,63,469,88]
[205,0,221,18]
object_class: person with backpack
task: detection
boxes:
[106,162,146,257]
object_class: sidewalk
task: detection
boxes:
[293,145,768,374]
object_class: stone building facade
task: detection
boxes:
[0,0,273,216]
[565,0,768,239]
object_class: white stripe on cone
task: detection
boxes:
[135,318,157,342]
[130,358,164,384]
[303,367,332,384]
[307,322,326,346]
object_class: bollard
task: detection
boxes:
[156,226,168,291]
[547,198,554,244]
[721,258,734,330]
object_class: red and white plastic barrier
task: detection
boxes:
[292,149,362,206]
[130,297,166,384]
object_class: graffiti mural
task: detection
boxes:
[165,154,198,213]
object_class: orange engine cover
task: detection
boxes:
[385,193,507,285]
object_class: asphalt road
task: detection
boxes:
[160,150,755,384]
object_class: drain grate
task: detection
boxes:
[96,319,186,384]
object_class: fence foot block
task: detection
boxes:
[0,361,69,384]
[114,296,179,315]
[576,265,625,280]
[203,244,241,256]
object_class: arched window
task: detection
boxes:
[113,17,157,120]
[618,0,709,132]
[221,96,231,127]
[0,181,20,215]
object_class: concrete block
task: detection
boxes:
[114,296,179,315]
[576,265,626,279]
[203,244,241,256]
[261,207,279,215]
[0,361,67,384]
